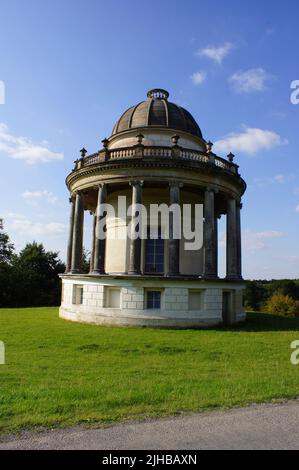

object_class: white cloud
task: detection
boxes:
[0,123,63,164]
[285,255,299,263]
[219,229,285,253]
[273,175,286,184]
[197,42,234,64]
[229,68,271,93]
[190,71,207,85]
[295,204,299,213]
[22,190,58,205]
[214,126,287,156]
[253,174,288,187]
[243,229,285,252]
[5,213,66,237]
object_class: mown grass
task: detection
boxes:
[0,307,299,434]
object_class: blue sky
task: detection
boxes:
[0,0,298,279]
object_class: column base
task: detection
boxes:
[91,270,106,275]
[226,275,243,281]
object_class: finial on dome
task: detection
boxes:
[171,134,180,146]
[136,133,144,145]
[206,141,213,154]
[80,147,87,158]
[147,88,169,100]
[102,138,109,149]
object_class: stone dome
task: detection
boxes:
[111,89,203,139]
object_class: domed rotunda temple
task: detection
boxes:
[60,89,246,328]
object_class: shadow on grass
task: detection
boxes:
[219,312,299,333]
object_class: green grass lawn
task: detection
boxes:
[0,307,299,434]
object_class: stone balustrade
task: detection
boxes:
[73,145,238,174]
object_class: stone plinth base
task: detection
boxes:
[59,275,245,328]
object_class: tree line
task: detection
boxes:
[0,225,90,308]
[245,279,299,316]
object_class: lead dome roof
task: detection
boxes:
[111,89,203,139]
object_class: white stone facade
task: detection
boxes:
[60,275,245,328]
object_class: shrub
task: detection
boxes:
[264,293,299,317]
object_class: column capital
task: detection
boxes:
[129,180,144,188]
[226,193,238,201]
[206,185,218,193]
[169,180,183,189]
[93,182,107,189]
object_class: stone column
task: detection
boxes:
[93,184,107,274]
[89,213,97,273]
[128,180,143,275]
[203,188,218,278]
[236,201,242,279]
[226,197,238,279]
[167,181,181,276]
[70,191,84,273]
[215,215,219,276]
[65,195,75,273]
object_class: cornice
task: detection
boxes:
[66,157,246,196]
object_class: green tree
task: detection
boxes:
[0,228,15,306]
[268,280,299,301]
[0,230,14,264]
[82,247,91,274]
[11,242,65,307]
[244,280,268,311]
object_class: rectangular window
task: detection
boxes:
[145,226,164,274]
[188,290,202,310]
[73,285,84,305]
[146,291,161,309]
[105,287,121,308]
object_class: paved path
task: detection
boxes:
[1,400,299,450]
